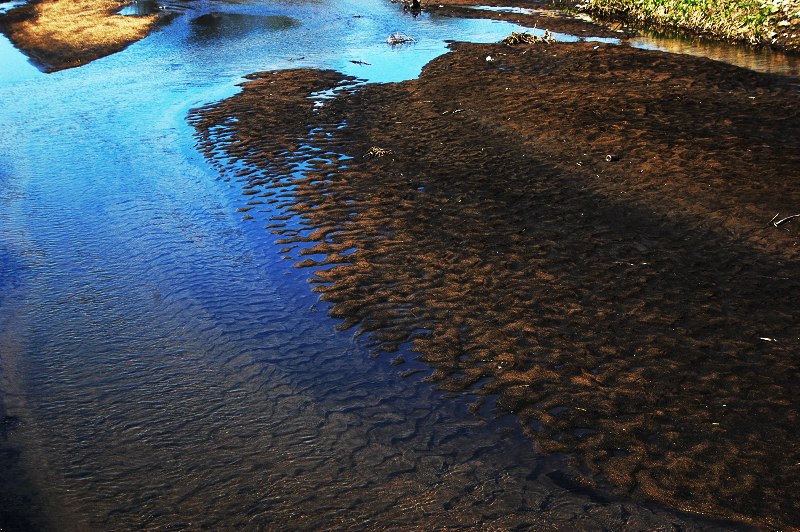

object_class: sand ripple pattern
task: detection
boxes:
[2,80,707,529]
[191,50,800,528]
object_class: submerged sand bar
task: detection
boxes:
[192,38,800,528]
[0,0,159,71]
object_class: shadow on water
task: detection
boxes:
[190,12,300,40]
[0,249,41,531]
[0,413,38,532]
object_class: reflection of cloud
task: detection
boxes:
[190,13,299,40]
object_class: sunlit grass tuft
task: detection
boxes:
[2,0,158,70]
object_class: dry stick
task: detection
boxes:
[774,213,800,227]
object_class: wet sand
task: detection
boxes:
[192,38,800,528]
[0,0,160,71]
[425,0,632,40]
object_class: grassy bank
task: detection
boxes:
[0,0,159,71]
[577,0,800,49]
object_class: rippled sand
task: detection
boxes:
[192,40,800,528]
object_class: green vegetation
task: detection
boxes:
[577,0,800,47]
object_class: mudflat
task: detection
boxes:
[192,39,800,528]
[0,0,159,71]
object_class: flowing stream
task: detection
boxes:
[0,0,795,528]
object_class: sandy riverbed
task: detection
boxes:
[192,36,800,528]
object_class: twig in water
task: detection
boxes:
[774,213,800,227]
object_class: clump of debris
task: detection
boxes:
[501,30,555,45]
[364,146,393,158]
[387,32,415,45]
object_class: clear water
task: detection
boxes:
[465,4,800,75]
[629,29,800,76]
[0,2,580,530]
[0,0,26,14]
[0,0,791,528]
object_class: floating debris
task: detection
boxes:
[769,212,800,227]
[350,59,372,65]
[364,146,393,158]
[501,30,555,45]
[387,32,415,45]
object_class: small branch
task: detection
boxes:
[774,213,800,227]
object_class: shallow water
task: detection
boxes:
[465,4,800,75]
[0,0,25,14]
[0,2,592,529]
[628,29,800,76]
[0,0,789,529]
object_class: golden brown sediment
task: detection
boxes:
[192,41,800,528]
[0,0,160,71]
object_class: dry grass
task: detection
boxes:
[1,0,159,70]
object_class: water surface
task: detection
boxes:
[464,3,800,75]
[0,1,599,529]
[0,0,791,528]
